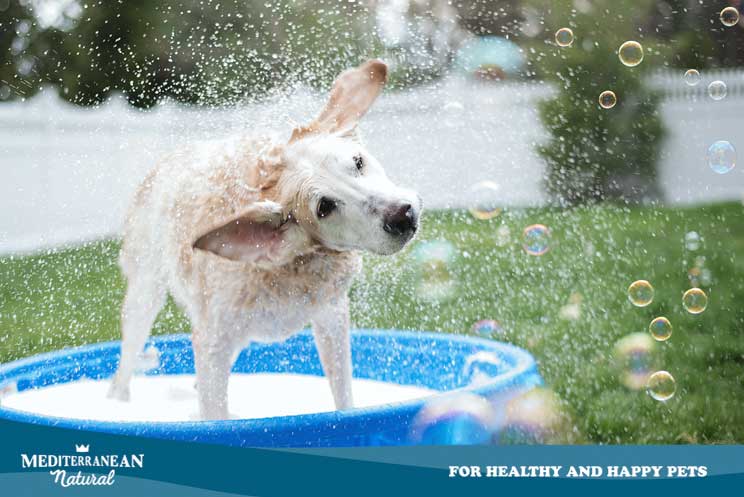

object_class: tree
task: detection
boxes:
[526,0,665,204]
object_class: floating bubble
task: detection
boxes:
[684,231,701,251]
[471,319,503,339]
[554,27,574,47]
[648,317,672,342]
[412,240,456,302]
[720,6,740,27]
[598,90,617,109]
[558,292,582,321]
[522,224,551,256]
[682,287,708,314]
[442,100,465,128]
[496,388,574,444]
[462,351,505,387]
[618,40,643,67]
[614,333,656,390]
[707,140,736,174]
[627,280,654,307]
[494,225,511,247]
[683,69,701,86]
[708,80,727,100]
[646,370,676,401]
[410,393,495,445]
[468,181,502,220]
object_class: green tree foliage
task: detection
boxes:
[2,0,376,107]
[529,0,665,204]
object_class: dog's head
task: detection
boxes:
[195,60,421,264]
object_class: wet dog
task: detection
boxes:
[108,60,422,420]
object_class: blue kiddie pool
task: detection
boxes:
[0,329,542,447]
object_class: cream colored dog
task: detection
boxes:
[107,60,421,420]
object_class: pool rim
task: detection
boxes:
[0,329,542,445]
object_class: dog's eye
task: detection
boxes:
[316,197,337,219]
[353,155,364,171]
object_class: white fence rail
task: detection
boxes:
[2,70,744,254]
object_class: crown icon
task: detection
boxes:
[75,444,90,453]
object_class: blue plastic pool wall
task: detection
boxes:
[0,330,543,447]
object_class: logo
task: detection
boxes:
[20,444,145,487]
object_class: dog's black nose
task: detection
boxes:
[383,203,417,236]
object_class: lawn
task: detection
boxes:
[2,204,744,444]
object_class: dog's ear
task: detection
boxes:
[193,201,285,263]
[290,59,387,142]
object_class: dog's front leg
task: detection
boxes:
[312,297,353,410]
[192,332,234,420]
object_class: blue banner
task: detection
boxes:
[1,418,742,496]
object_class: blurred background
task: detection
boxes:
[2,0,744,444]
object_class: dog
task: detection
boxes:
[107,59,422,420]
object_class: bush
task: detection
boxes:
[534,4,665,205]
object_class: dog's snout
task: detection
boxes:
[383,203,417,236]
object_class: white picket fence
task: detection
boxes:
[2,70,744,254]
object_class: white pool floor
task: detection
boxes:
[0,373,436,422]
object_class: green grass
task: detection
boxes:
[2,204,744,443]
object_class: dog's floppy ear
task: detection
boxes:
[290,59,387,142]
[193,200,285,263]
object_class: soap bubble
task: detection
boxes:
[646,371,676,402]
[708,80,727,100]
[648,317,672,342]
[618,41,643,67]
[496,388,574,444]
[410,393,495,445]
[720,6,740,27]
[468,181,502,220]
[598,90,617,109]
[614,333,656,390]
[682,288,708,314]
[683,69,701,86]
[555,27,574,47]
[462,351,505,386]
[442,100,465,128]
[627,280,654,307]
[522,224,551,256]
[412,241,456,302]
[471,319,503,339]
[707,140,736,174]
[494,225,511,247]
[558,292,582,321]
[684,231,701,251]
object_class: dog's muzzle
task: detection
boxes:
[383,203,418,237]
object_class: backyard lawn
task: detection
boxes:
[1,204,744,444]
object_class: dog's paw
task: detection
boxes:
[106,379,131,402]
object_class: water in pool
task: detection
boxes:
[0,374,436,422]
